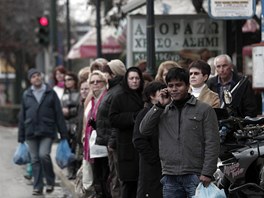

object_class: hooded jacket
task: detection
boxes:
[109,67,144,181]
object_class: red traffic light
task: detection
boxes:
[38,16,49,27]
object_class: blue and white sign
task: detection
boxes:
[209,0,256,20]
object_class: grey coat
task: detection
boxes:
[140,96,220,177]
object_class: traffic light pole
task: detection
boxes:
[50,0,59,66]
[96,0,102,58]
[66,0,72,70]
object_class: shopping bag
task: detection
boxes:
[55,139,75,169]
[13,143,31,165]
[193,182,226,198]
[89,130,108,158]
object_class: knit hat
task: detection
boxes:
[27,68,40,80]
[107,59,126,76]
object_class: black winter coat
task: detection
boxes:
[133,103,162,198]
[96,76,123,148]
[18,84,67,143]
[61,89,80,127]
[109,67,144,181]
[207,72,258,117]
[61,88,80,151]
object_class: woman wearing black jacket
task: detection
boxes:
[61,72,80,180]
[133,81,166,198]
[109,67,144,198]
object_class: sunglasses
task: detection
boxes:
[189,72,202,76]
[64,78,73,81]
[90,80,104,85]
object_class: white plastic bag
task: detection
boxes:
[89,130,108,158]
[193,182,226,198]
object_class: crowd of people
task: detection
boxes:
[17,53,259,197]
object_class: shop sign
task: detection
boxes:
[208,0,256,20]
[127,15,225,66]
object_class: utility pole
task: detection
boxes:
[96,0,102,58]
[146,0,155,77]
[50,0,58,66]
[66,0,72,70]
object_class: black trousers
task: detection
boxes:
[121,180,137,198]
[94,157,111,198]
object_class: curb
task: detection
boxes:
[51,143,79,198]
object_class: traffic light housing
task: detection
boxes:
[35,16,50,46]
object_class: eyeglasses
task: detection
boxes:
[189,72,202,76]
[64,78,73,81]
[90,80,104,85]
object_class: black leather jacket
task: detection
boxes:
[207,72,258,117]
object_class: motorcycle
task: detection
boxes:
[214,110,264,197]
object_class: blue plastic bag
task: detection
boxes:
[192,182,226,198]
[13,143,31,165]
[55,139,75,169]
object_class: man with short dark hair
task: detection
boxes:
[140,67,220,198]
[18,68,67,195]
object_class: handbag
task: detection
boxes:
[89,130,108,158]
[193,182,226,198]
[13,143,31,165]
[55,139,76,169]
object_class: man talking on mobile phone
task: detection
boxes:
[140,67,220,198]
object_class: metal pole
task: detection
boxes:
[146,0,155,77]
[96,0,102,58]
[14,49,24,104]
[261,0,264,115]
[66,0,72,70]
[50,0,58,66]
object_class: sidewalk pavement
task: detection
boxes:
[51,142,78,198]
[1,125,79,197]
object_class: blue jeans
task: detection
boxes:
[161,174,200,198]
[27,137,55,190]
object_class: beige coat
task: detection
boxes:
[190,84,220,108]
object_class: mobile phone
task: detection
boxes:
[164,91,170,98]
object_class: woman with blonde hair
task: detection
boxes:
[78,66,90,82]
[155,60,181,83]
[82,70,109,197]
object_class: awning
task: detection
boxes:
[67,26,123,59]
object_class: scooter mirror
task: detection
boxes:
[223,90,232,105]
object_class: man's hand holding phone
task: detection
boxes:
[158,88,171,106]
